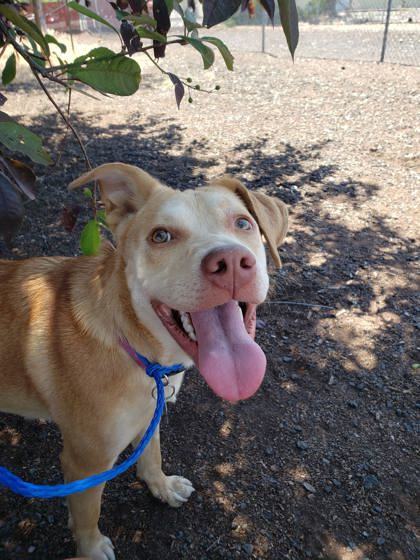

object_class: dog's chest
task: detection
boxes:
[104,371,185,455]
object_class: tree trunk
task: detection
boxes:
[32,0,46,33]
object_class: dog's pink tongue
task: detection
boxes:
[190,301,266,402]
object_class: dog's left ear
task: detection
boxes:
[69,163,161,232]
[216,176,288,267]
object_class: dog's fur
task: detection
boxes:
[0,164,288,559]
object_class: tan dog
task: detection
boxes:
[0,163,288,559]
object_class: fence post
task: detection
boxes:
[380,0,393,63]
[261,15,266,53]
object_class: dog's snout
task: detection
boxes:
[202,246,256,293]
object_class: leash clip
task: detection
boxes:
[152,375,176,402]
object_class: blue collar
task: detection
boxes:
[119,337,185,378]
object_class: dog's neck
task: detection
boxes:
[70,242,163,362]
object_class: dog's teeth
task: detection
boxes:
[180,312,197,341]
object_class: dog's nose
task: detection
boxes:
[202,245,256,293]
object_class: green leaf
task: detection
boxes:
[0,5,49,55]
[67,1,119,36]
[0,117,52,165]
[80,219,101,256]
[201,36,234,70]
[96,209,108,229]
[126,14,157,28]
[183,37,215,70]
[2,53,16,86]
[68,48,141,96]
[135,27,167,43]
[45,33,67,53]
[277,0,299,59]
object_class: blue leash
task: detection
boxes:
[0,344,184,498]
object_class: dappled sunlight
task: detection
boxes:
[279,380,299,392]
[209,480,239,515]
[219,419,232,438]
[322,535,372,560]
[0,427,21,446]
[214,462,235,477]
[287,465,310,483]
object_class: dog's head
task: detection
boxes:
[70,163,288,402]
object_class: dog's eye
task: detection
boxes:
[235,217,253,231]
[151,229,172,243]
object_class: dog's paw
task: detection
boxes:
[77,534,115,560]
[148,474,195,508]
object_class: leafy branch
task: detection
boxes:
[0,0,299,254]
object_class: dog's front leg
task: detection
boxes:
[132,426,194,507]
[61,447,116,560]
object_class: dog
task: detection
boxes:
[0,163,288,559]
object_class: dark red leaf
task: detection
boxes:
[168,73,185,109]
[153,0,170,58]
[61,204,81,233]
[128,0,145,14]
[117,0,130,10]
[0,157,36,200]
[120,20,142,54]
[0,171,24,245]
[261,0,275,22]
[203,0,241,27]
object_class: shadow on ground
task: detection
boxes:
[0,115,418,560]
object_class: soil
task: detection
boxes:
[0,30,419,560]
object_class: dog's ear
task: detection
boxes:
[69,163,161,232]
[216,176,288,267]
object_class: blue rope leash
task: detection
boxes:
[0,348,184,499]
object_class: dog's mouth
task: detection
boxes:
[153,301,266,402]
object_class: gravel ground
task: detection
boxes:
[214,23,420,66]
[0,32,419,560]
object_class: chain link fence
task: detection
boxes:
[229,0,419,66]
[37,1,419,66]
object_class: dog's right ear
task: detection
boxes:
[69,163,161,232]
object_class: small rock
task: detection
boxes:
[282,356,293,363]
[296,440,309,451]
[324,485,332,493]
[371,504,382,514]
[265,446,273,456]
[347,400,358,409]
[377,537,385,545]
[363,474,380,490]
[256,319,266,329]
[303,481,316,493]
[28,546,36,554]
[332,479,342,488]
[242,543,253,555]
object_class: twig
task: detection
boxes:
[205,537,220,553]
[264,301,335,310]
[31,70,91,170]
[144,50,213,94]
[55,87,72,167]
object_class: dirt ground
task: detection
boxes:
[0,30,419,560]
